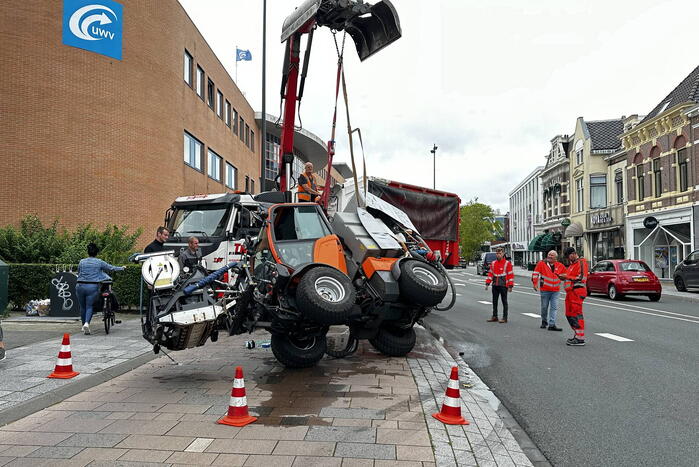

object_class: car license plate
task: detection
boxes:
[633,277,649,282]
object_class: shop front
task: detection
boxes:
[585,205,625,264]
[627,208,694,279]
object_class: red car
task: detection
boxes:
[586,259,662,301]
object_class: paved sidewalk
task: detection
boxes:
[0,317,151,419]
[0,325,538,466]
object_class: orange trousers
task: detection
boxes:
[564,289,585,340]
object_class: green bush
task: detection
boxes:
[8,264,143,310]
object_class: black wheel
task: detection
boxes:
[648,294,661,302]
[210,330,219,342]
[674,276,687,292]
[296,267,355,325]
[608,284,622,301]
[271,334,327,369]
[326,337,359,358]
[398,260,448,306]
[369,326,416,357]
[103,298,111,334]
[153,344,160,355]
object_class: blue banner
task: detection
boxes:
[236,48,252,62]
[62,0,123,60]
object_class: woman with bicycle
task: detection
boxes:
[76,243,124,335]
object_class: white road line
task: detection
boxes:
[478,301,492,305]
[521,313,541,318]
[585,296,699,320]
[455,293,462,297]
[595,333,634,342]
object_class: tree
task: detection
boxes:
[459,199,499,260]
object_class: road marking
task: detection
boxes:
[455,293,462,297]
[595,333,634,342]
[478,301,492,305]
[521,313,541,318]
[185,438,214,452]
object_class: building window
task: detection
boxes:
[216,90,223,119]
[207,79,215,109]
[245,175,250,192]
[245,124,250,147]
[208,149,222,181]
[590,175,606,209]
[678,149,688,191]
[233,109,239,134]
[615,170,623,204]
[250,179,255,194]
[239,117,245,141]
[250,131,255,152]
[225,162,237,189]
[183,50,193,86]
[575,178,583,212]
[575,140,584,165]
[196,66,204,99]
[225,100,231,127]
[652,158,662,198]
[183,132,202,171]
[637,165,645,201]
[265,134,280,182]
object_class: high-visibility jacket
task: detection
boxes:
[297,173,317,202]
[531,260,566,291]
[486,258,514,287]
[563,258,589,293]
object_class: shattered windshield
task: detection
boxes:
[169,204,231,238]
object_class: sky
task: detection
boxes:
[179,0,698,212]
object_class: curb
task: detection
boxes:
[0,350,158,427]
[421,321,552,467]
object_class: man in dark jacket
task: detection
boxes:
[144,227,169,253]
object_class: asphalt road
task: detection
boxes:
[426,267,699,467]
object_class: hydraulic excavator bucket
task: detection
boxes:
[281,0,401,61]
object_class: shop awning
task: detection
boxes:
[540,233,557,251]
[565,222,583,238]
[528,234,545,251]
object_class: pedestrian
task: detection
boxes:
[0,324,5,361]
[560,247,588,346]
[297,162,322,202]
[485,247,514,323]
[76,243,125,335]
[178,236,202,269]
[531,250,566,331]
[144,226,170,253]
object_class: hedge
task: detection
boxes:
[8,264,143,310]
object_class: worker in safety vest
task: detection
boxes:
[297,162,321,202]
[560,247,589,346]
[485,248,514,323]
[532,250,566,331]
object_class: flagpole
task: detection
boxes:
[235,45,238,82]
[261,0,267,191]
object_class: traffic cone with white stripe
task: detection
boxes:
[48,333,79,379]
[432,366,469,425]
[217,366,257,427]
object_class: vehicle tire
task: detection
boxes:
[296,267,355,325]
[648,294,661,302]
[608,284,622,301]
[586,286,592,297]
[326,337,359,358]
[271,334,327,369]
[369,326,416,357]
[398,260,448,306]
[674,276,687,292]
[103,298,111,335]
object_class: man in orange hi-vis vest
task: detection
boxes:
[560,247,589,346]
[485,248,514,323]
[532,250,566,331]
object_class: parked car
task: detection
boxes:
[476,252,497,276]
[586,259,661,301]
[673,250,699,291]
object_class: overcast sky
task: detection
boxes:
[179,0,697,212]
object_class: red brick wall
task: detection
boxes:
[0,0,260,246]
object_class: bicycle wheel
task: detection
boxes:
[103,297,111,334]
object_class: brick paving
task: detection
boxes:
[0,322,536,466]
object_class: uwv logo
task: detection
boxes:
[63,0,123,60]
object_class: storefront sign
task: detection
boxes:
[643,216,659,229]
[62,0,123,60]
[590,211,613,225]
[561,218,571,227]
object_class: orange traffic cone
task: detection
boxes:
[432,366,469,425]
[217,366,257,427]
[48,333,79,379]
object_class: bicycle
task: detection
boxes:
[98,280,122,334]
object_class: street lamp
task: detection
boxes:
[430,144,438,189]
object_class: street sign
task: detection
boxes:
[560,218,571,227]
[643,216,659,229]
[62,0,123,60]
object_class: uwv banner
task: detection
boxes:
[62,0,123,60]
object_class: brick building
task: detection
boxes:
[0,0,263,242]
